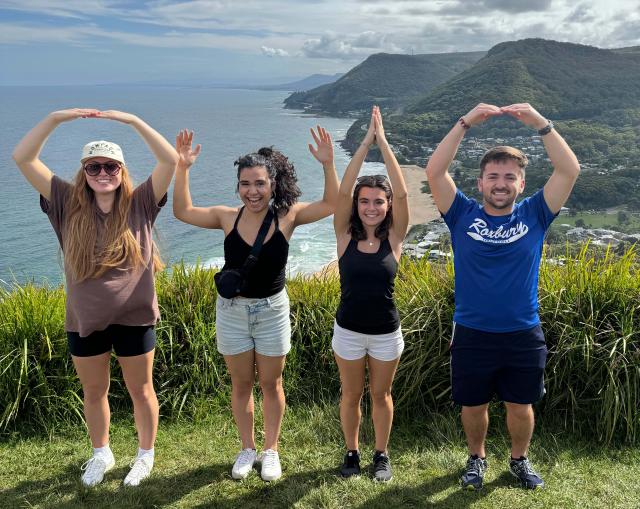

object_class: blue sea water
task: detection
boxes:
[0,86,385,285]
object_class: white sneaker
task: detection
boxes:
[80,454,115,487]
[123,456,153,487]
[232,448,257,479]
[260,449,282,481]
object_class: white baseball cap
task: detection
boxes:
[81,140,125,165]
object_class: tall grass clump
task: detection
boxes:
[1,246,638,444]
[539,244,640,443]
[0,282,81,431]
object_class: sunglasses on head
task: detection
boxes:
[83,161,122,176]
[357,174,388,183]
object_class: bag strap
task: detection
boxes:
[240,207,274,274]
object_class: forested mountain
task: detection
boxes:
[283,51,484,114]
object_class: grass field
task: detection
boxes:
[556,211,640,230]
[2,404,639,509]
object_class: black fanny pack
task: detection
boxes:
[214,207,274,299]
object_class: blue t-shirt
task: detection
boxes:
[443,189,557,332]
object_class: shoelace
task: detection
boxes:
[513,458,536,476]
[262,450,279,469]
[466,457,484,475]
[236,449,256,465]
[81,456,108,481]
[127,457,151,480]
[374,455,390,473]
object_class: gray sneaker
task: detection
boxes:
[372,451,392,482]
[460,455,487,490]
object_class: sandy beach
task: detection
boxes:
[400,164,440,226]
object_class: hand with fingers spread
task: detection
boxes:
[361,107,377,147]
[500,103,548,130]
[308,125,334,166]
[49,108,101,123]
[176,129,202,170]
[461,103,502,128]
[95,110,139,125]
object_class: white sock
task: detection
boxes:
[93,445,113,459]
[137,447,154,464]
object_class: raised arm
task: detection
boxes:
[291,125,339,226]
[172,130,231,229]
[501,103,580,214]
[97,110,178,204]
[426,103,502,215]
[334,108,377,235]
[373,106,409,242]
[12,109,100,200]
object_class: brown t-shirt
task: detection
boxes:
[40,175,167,337]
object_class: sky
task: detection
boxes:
[1,0,639,86]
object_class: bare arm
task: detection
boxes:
[292,126,339,226]
[172,130,230,229]
[426,103,502,215]
[501,103,580,214]
[12,108,100,200]
[374,106,409,243]
[334,109,377,236]
[97,110,178,204]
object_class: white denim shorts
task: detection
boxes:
[215,288,292,357]
[332,321,404,362]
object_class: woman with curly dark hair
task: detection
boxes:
[173,128,338,481]
[332,106,409,482]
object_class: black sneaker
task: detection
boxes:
[340,450,361,478]
[372,451,392,482]
[509,456,544,489]
[460,455,487,490]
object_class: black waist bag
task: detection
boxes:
[214,207,274,299]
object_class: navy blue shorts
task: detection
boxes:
[67,324,156,357]
[450,323,547,406]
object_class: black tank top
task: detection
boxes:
[336,238,400,334]
[221,207,289,298]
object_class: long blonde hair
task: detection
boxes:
[63,165,164,282]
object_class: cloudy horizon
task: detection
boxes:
[1,0,638,86]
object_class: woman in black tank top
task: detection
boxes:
[332,106,410,481]
[172,127,338,481]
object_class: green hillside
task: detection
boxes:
[407,39,640,121]
[283,51,484,114]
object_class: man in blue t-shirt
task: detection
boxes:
[426,103,580,490]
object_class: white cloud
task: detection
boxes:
[261,45,290,56]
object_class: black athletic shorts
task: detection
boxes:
[67,324,156,357]
[450,323,547,406]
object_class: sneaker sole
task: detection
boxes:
[261,473,282,482]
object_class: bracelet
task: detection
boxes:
[537,120,554,136]
[458,117,471,130]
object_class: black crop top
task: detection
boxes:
[221,207,289,298]
[336,238,400,334]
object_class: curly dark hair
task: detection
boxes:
[349,174,393,241]
[234,147,301,215]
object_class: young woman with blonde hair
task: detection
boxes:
[12,108,178,487]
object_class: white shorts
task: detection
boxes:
[332,321,404,362]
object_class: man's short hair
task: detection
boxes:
[479,146,528,177]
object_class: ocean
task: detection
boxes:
[0,86,386,285]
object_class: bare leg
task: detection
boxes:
[368,356,400,452]
[334,353,366,451]
[224,350,257,449]
[505,402,535,458]
[72,353,111,448]
[118,350,158,450]
[255,353,286,451]
[461,404,489,457]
